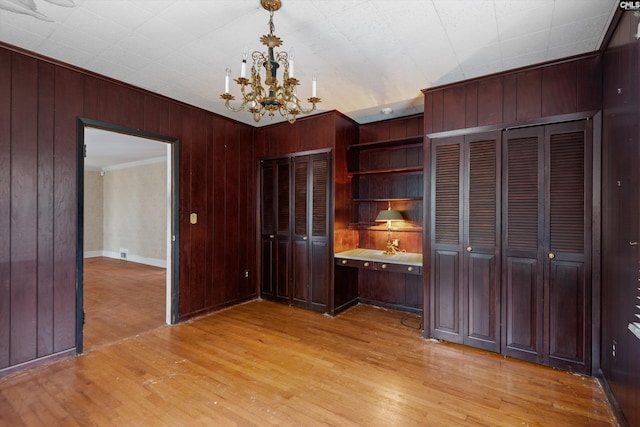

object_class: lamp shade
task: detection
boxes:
[375,209,403,222]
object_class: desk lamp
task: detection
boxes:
[375,203,404,255]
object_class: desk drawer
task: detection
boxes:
[374,262,421,275]
[336,258,375,269]
[335,258,422,275]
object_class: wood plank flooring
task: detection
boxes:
[0,299,617,426]
[83,257,166,350]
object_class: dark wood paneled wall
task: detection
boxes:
[423,54,602,135]
[0,43,257,375]
[601,10,640,427]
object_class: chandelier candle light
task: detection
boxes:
[220,0,321,124]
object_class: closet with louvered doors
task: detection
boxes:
[430,131,501,352]
[260,151,332,313]
[502,120,592,374]
[291,152,331,312]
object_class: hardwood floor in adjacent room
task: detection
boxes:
[0,300,616,426]
[83,257,166,350]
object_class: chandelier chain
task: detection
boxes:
[269,9,275,35]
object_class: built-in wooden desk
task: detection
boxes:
[334,249,422,275]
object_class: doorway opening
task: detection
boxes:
[76,118,179,353]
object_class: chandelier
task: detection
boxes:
[220,0,321,124]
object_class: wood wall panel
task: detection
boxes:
[478,77,503,126]
[53,66,84,353]
[10,53,39,365]
[576,55,602,112]
[502,74,517,124]
[224,122,241,302]
[424,93,433,135]
[0,43,258,374]
[465,82,478,128]
[186,110,209,314]
[600,10,640,426]
[0,48,10,369]
[516,69,542,121]
[36,61,55,357]
[443,86,466,131]
[542,61,577,117]
[211,117,227,305]
[432,90,444,133]
[120,89,145,130]
[423,53,602,135]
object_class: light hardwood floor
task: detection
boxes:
[0,296,617,426]
[83,257,166,350]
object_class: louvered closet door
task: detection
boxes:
[502,127,544,364]
[309,154,330,311]
[544,121,591,373]
[463,132,501,352]
[431,137,463,342]
[503,121,592,373]
[275,158,291,300]
[292,152,331,312]
[292,157,310,305]
[260,160,276,296]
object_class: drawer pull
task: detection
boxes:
[407,266,413,272]
[363,262,370,267]
[269,234,275,239]
[381,264,387,269]
[341,259,348,265]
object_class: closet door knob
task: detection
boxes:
[548,253,555,259]
[303,236,308,241]
[466,246,473,252]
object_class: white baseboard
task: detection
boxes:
[84,250,167,269]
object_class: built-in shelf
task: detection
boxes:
[347,223,423,232]
[352,197,423,203]
[348,136,423,151]
[348,166,423,176]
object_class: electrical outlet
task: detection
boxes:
[612,340,617,358]
[244,270,249,278]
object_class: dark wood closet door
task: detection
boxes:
[502,127,544,364]
[544,121,592,373]
[502,121,592,373]
[431,137,463,343]
[260,158,290,303]
[292,157,310,305]
[308,154,330,311]
[463,132,501,352]
[292,153,331,312]
[260,160,276,297]
[275,159,291,301]
[430,132,501,351]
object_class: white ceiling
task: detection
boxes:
[83,127,168,170]
[0,0,619,128]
